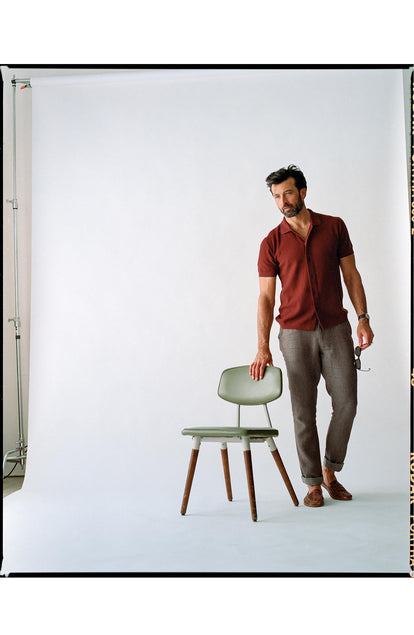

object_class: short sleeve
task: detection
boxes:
[258,235,279,277]
[337,218,354,259]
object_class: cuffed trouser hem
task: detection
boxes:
[301,475,323,486]
[323,457,344,472]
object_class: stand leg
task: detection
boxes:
[220,444,233,501]
[181,448,200,515]
[269,444,299,507]
[243,448,257,521]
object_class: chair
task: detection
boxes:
[180,365,298,521]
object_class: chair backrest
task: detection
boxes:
[218,365,282,405]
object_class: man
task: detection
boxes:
[249,164,374,507]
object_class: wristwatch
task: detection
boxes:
[358,313,370,321]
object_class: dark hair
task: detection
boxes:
[265,164,307,192]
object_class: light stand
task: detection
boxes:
[3,76,31,477]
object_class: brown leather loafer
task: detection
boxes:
[304,489,324,507]
[322,479,352,500]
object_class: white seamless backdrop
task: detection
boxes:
[2,69,410,573]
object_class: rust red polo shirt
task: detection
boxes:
[258,209,354,330]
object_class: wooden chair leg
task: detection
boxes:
[269,446,299,506]
[220,444,233,501]
[243,448,257,521]
[181,447,200,515]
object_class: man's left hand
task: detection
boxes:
[357,319,374,350]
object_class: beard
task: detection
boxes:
[280,196,304,218]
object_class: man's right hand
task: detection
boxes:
[249,349,273,381]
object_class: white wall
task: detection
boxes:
[2,67,411,499]
[2,67,125,473]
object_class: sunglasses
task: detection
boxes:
[354,346,371,372]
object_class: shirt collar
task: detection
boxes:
[280,209,320,234]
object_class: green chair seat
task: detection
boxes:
[182,426,279,439]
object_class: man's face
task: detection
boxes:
[270,177,306,218]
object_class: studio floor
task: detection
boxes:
[2,480,410,575]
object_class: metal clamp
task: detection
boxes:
[6,198,18,210]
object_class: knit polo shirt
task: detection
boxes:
[257,209,354,330]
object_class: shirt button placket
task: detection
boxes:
[306,244,320,322]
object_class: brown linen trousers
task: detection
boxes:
[278,321,357,485]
